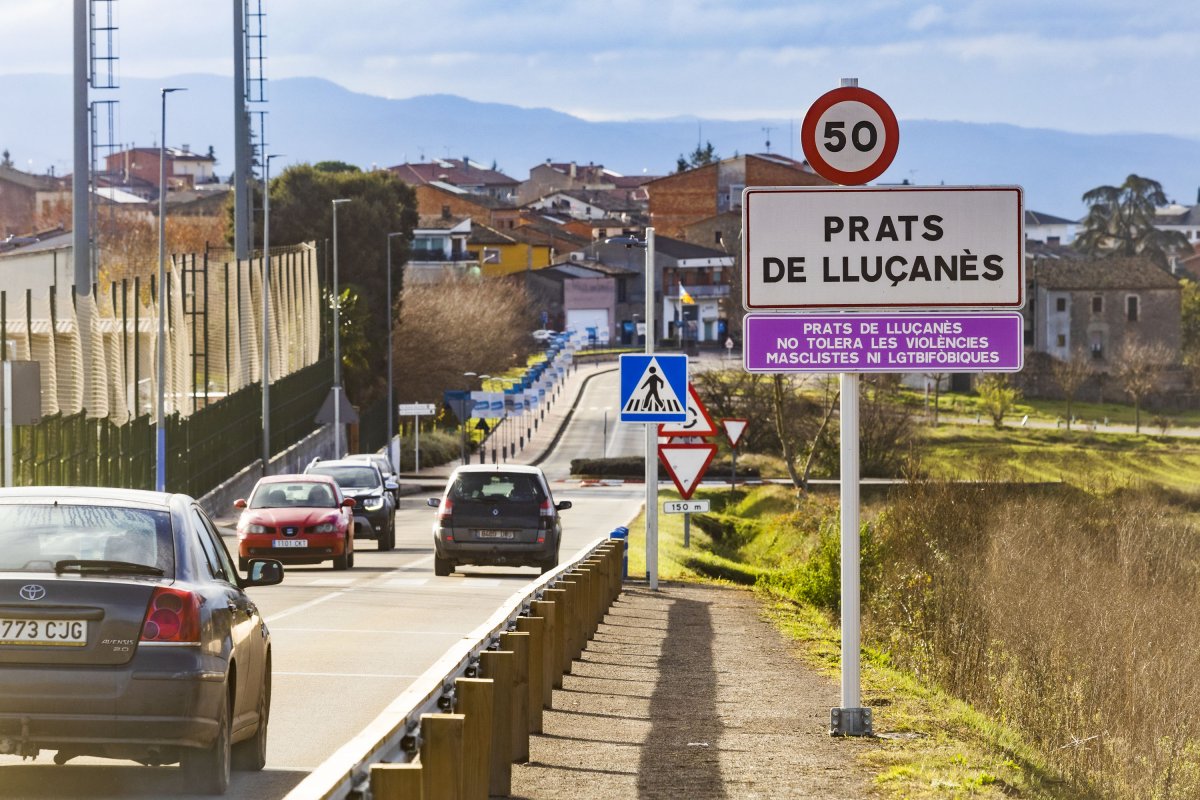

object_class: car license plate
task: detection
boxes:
[0,618,87,646]
[272,539,308,548]
[476,530,515,540]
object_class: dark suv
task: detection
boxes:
[426,465,571,576]
[305,458,397,550]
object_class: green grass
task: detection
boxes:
[918,423,1200,491]
[899,388,1200,429]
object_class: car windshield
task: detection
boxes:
[310,466,379,490]
[250,482,337,509]
[450,473,544,503]
[0,503,173,574]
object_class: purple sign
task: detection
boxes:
[743,313,1024,373]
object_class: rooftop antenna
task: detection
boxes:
[762,126,773,154]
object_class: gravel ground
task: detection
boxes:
[509,583,876,799]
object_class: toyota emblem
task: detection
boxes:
[19,584,47,601]
[491,508,499,516]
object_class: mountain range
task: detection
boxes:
[4,73,1200,220]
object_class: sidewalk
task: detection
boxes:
[509,583,875,799]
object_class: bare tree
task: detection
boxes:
[769,374,837,491]
[923,373,946,426]
[1112,338,1174,433]
[392,277,533,406]
[1051,348,1093,431]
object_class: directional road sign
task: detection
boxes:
[801,85,899,185]
[658,442,717,500]
[743,312,1025,373]
[397,403,436,416]
[658,383,717,437]
[619,354,688,423]
[742,185,1024,310]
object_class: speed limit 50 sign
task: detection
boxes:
[801,85,899,186]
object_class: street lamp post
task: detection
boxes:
[155,86,186,493]
[331,199,351,457]
[261,153,284,473]
[386,231,405,471]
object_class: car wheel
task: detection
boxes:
[182,685,231,794]
[379,517,395,552]
[333,538,351,570]
[347,540,355,569]
[434,555,454,577]
[233,665,270,772]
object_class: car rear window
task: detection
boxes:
[0,504,174,573]
[309,466,379,490]
[450,473,545,502]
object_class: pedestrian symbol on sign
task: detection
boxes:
[623,359,683,415]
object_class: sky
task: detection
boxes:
[2,0,1199,139]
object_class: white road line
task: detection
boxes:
[269,627,464,636]
[275,671,423,679]
[265,592,345,623]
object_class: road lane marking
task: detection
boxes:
[275,671,424,679]
[269,627,464,635]
[265,591,345,623]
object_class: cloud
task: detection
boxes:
[907,5,946,31]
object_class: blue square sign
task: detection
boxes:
[619,354,688,423]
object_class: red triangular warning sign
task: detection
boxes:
[658,442,717,500]
[722,418,748,448]
[658,384,717,438]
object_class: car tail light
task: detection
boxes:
[139,587,201,644]
[438,497,454,522]
[539,499,554,518]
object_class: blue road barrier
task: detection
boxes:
[609,526,629,579]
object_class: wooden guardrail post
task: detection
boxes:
[498,631,531,762]
[454,677,493,800]
[370,762,423,799]
[419,713,464,800]
[515,616,545,733]
[529,599,558,706]
[479,650,513,797]
[547,582,575,676]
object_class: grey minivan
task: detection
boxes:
[426,465,571,575]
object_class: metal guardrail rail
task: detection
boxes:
[283,532,625,800]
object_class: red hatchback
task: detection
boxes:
[234,475,356,571]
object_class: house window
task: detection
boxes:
[1056,334,1067,347]
[1092,295,1103,315]
[1126,295,1139,322]
[1090,333,1104,360]
[1055,297,1067,312]
[729,184,744,209]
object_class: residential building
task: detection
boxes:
[414,182,520,231]
[524,189,643,224]
[389,158,518,202]
[517,161,642,205]
[408,214,478,284]
[0,164,68,237]
[1025,210,1078,245]
[1027,255,1181,369]
[103,145,218,196]
[1155,203,1200,245]
[645,153,829,238]
[469,223,554,277]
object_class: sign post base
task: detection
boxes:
[829,706,873,737]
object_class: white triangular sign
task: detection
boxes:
[722,418,748,448]
[658,443,717,500]
[622,357,685,416]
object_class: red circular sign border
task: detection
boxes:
[800,86,899,186]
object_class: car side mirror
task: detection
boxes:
[233,498,247,509]
[555,500,573,511]
[243,558,284,587]
[385,480,399,492]
[342,497,356,508]
[426,497,441,508]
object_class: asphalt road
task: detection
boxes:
[0,369,646,799]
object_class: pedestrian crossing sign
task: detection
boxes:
[619,354,688,423]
